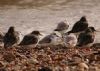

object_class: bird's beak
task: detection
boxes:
[95,30,100,32]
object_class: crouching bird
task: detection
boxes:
[39,30,63,46]
[19,30,42,47]
[3,26,20,48]
[77,27,96,47]
[63,33,77,48]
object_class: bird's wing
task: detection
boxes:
[71,21,88,32]
[78,34,94,46]
[4,33,13,42]
[83,35,94,44]
[3,33,17,48]
[19,35,30,45]
[39,35,52,44]
[19,35,38,45]
[78,22,88,31]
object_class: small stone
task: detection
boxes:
[3,53,16,63]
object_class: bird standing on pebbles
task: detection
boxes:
[3,26,20,48]
[77,27,96,47]
[19,30,42,47]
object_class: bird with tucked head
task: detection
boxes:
[39,30,63,46]
[19,30,42,47]
[54,21,69,35]
[77,26,96,47]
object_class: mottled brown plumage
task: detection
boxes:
[77,27,96,47]
[19,30,41,46]
[3,26,19,48]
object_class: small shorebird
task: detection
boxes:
[77,27,96,47]
[68,16,88,37]
[54,21,69,35]
[39,31,63,46]
[3,26,20,48]
[39,21,69,46]
[53,21,69,45]
[19,30,42,47]
[63,33,77,48]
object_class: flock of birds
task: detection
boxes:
[0,16,98,49]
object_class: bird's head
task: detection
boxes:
[88,27,100,35]
[85,28,92,33]
[80,16,87,22]
[8,26,15,34]
[88,27,96,32]
[55,21,69,32]
[31,30,42,36]
[52,31,62,37]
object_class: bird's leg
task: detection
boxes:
[34,40,39,47]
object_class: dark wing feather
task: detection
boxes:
[70,21,88,33]
[78,33,94,46]
[19,35,38,45]
[39,35,52,44]
[4,32,19,48]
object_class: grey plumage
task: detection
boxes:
[39,35,53,44]
[54,21,69,34]
[39,31,63,45]
[63,33,77,48]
